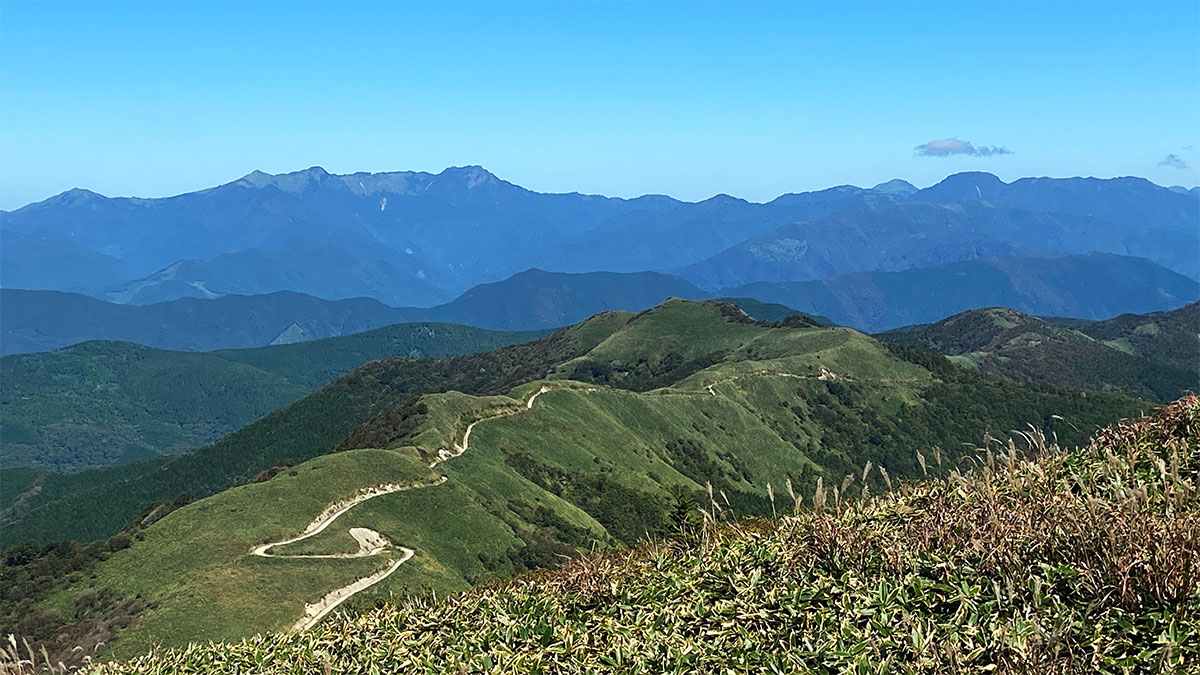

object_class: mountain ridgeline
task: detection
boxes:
[4,253,1196,356]
[1,301,1149,662]
[2,168,1196,310]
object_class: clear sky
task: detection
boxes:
[1,1,1197,209]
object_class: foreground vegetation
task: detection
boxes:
[0,302,1153,664]
[70,396,1198,674]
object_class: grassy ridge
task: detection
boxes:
[0,316,620,547]
[92,397,1199,674]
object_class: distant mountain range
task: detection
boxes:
[681,195,1199,288]
[5,253,1196,355]
[3,168,1196,309]
[724,252,1198,332]
[0,270,712,355]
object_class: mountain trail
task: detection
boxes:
[253,385,555,631]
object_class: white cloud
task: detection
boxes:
[914,138,1013,158]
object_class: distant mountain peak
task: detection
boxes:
[38,187,106,207]
[236,170,274,188]
[438,165,498,188]
[917,171,1007,202]
[870,179,918,197]
[233,165,334,193]
[702,193,749,205]
[939,171,1006,187]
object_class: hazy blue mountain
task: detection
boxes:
[1168,186,1199,196]
[680,196,1050,288]
[0,166,681,301]
[725,253,1199,332]
[522,186,869,274]
[106,244,450,307]
[3,270,822,356]
[5,168,1197,308]
[4,166,1195,306]
[682,195,1200,288]
[914,172,1200,234]
[870,179,919,196]
[0,290,415,355]
[0,230,134,293]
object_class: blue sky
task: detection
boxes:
[1,1,1197,209]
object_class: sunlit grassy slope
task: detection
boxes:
[95,397,1199,674]
[22,300,1147,660]
[0,314,623,547]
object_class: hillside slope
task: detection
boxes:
[0,301,1146,661]
[0,313,632,546]
[880,305,1199,402]
[1069,301,1200,373]
[0,323,545,471]
[90,397,1199,674]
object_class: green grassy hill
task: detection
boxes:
[0,301,1148,664]
[87,397,1199,674]
[0,323,546,472]
[0,313,629,547]
[879,305,1198,403]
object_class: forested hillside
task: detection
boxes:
[0,323,545,471]
[880,304,1199,402]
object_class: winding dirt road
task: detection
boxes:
[253,387,552,631]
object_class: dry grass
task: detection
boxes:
[0,634,96,675]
